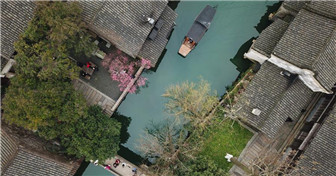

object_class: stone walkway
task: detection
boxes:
[73,79,115,116]
[104,155,144,176]
[230,132,277,176]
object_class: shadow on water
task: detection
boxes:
[230,2,282,74]
[113,112,147,166]
[149,48,167,73]
[74,160,89,176]
[117,145,145,166]
[112,112,132,144]
[255,1,282,33]
[230,37,255,73]
[167,1,180,11]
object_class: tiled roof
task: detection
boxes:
[273,9,336,69]
[4,150,73,176]
[282,1,308,13]
[306,1,336,19]
[235,62,291,129]
[312,30,336,91]
[252,19,289,57]
[77,1,102,24]
[0,1,35,59]
[260,80,314,138]
[235,62,314,138]
[298,105,336,176]
[1,124,81,176]
[138,6,177,67]
[79,1,168,58]
[1,130,18,173]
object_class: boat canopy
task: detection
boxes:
[186,5,216,43]
[195,5,216,29]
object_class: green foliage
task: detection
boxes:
[176,156,227,176]
[3,1,95,132]
[61,105,121,162]
[13,1,96,80]
[198,118,253,172]
[3,75,86,133]
[2,2,118,162]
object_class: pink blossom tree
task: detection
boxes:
[102,50,151,93]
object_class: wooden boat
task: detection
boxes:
[178,5,217,57]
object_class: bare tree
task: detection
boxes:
[137,119,186,163]
[162,79,219,128]
[137,118,206,175]
[247,145,302,176]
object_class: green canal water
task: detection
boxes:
[82,164,115,176]
[82,1,277,175]
[118,0,277,153]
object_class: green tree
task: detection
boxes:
[2,75,86,137]
[3,1,96,134]
[162,79,219,127]
[61,106,121,162]
[177,156,227,176]
[14,1,96,80]
[2,1,119,162]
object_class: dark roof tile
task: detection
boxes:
[313,30,336,90]
[0,1,35,59]
[1,130,18,173]
[82,1,168,58]
[253,19,289,57]
[261,80,314,138]
[1,124,81,176]
[4,150,72,176]
[235,62,314,138]
[273,9,336,69]
[306,1,336,19]
[283,1,308,12]
[235,62,291,129]
[298,105,336,175]
[138,6,177,67]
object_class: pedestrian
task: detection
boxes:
[86,62,91,68]
[94,160,98,166]
[104,165,111,170]
[121,162,126,168]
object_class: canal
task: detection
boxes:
[82,1,277,175]
[118,0,277,154]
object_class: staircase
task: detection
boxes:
[231,132,276,176]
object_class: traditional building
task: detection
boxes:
[297,104,336,175]
[244,1,336,94]
[77,1,177,67]
[0,1,177,68]
[232,1,336,175]
[0,1,35,78]
[1,123,82,176]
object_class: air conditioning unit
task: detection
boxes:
[147,17,155,25]
[252,108,261,116]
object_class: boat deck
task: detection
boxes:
[178,43,192,57]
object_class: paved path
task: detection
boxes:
[73,79,116,116]
[104,155,144,176]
